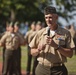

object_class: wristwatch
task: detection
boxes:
[55,45,61,50]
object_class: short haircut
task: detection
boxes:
[14,22,19,27]
[44,6,57,15]
[36,21,42,25]
[31,21,36,25]
[9,22,14,28]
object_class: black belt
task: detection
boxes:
[39,62,63,67]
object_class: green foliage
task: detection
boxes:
[54,0,76,22]
[0,0,46,22]
[0,0,76,27]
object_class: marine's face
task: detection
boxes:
[36,25,42,31]
[31,24,36,31]
[45,14,58,29]
[6,26,9,31]
[9,26,14,33]
[14,26,19,32]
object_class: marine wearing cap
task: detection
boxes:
[44,6,57,15]
[0,21,25,75]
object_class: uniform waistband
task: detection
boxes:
[39,62,63,67]
[6,48,17,50]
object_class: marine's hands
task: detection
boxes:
[37,43,46,51]
[37,35,58,52]
[46,36,58,48]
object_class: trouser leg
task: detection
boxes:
[16,47,21,75]
[12,50,20,75]
[26,47,32,75]
[2,50,13,75]
[32,56,38,75]
[35,64,51,75]
[51,64,68,75]
[35,63,68,75]
[2,47,5,73]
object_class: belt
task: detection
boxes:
[39,62,63,67]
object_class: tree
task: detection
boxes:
[0,0,47,22]
[47,0,76,26]
[0,0,76,27]
[35,0,76,26]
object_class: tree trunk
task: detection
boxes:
[10,9,15,21]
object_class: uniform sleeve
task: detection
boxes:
[29,31,42,48]
[66,31,75,48]
[17,33,25,45]
[29,34,37,48]
[29,28,46,48]
[24,32,29,44]
[0,34,7,45]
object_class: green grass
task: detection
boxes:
[0,46,76,74]
[65,55,76,74]
[21,46,27,70]
[0,46,34,72]
[21,46,34,71]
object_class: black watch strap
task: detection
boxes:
[55,45,60,50]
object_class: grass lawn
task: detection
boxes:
[0,46,76,74]
[65,55,76,75]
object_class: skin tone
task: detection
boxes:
[31,24,36,31]
[36,24,42,31]
[14,25,19,32]
[8,26,14,33]
[6,25,9,31]
[24,23,36,45]
[0,26,14,46]
[14,25,26,46]
[45,14,58,30]
[44,14,58,48]
[31,13,74,58]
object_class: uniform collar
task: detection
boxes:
[43,25,60,35]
